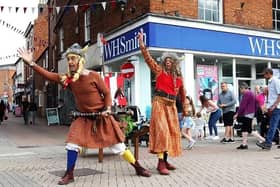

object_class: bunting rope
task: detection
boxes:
[0,0,120,14]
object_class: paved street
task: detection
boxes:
[0,113,280,187]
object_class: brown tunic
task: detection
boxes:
[32,66,125,148]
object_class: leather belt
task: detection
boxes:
[154,90,176,100]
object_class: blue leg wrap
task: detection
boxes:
[67,150,78,171]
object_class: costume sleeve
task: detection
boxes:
[32,65,60,83]
[139,45,162,74]
[94,72,112,107]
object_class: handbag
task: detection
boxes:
[233,119,242,130]
[4,116,8,120]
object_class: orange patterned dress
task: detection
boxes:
[140,45,188,157]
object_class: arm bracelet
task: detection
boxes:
[30,61,36,67]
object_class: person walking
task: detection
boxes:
[18,43,151,185]
[21,96,29,125]
[28,100,37,125]
[218,82,236,143]
[256,68,280,150]
[233,82,257,150]
[138,29,189,175]
[0,100,6,125]
[199,95,221,140]
[114,87,127,108]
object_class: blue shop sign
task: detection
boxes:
[104,22,280,61]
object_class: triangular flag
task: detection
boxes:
[32,7,35,14]
[15,7,19,13]
[56,7,60,14]
[74,5,78,13]
[48,7,53,14]
[65,7,70,14]
[0,6,4,12]
[100,34,107,45]
[81,4,90,12]
[39,7,44,14]
[101,2,107,10]
[8,7,12,13]
[23,7,27,14]
[111,1,117,10]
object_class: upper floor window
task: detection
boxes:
[84,9,91,42]
[59,28,64,53]
[273,0,280,31]
[198,0,222,23]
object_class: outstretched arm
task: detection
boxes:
[137,29,161,74]
[18,48,60,83]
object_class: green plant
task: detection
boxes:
[121,115,136,136]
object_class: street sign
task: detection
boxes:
[120,62,135,79]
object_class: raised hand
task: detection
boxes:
[137,28,144,46]
[17,48,34,66]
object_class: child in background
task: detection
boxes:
[193,112,206,140]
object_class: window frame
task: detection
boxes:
[273,0,280,31]
[198,0,223,23]
[84,9,91,42]
[59,28,64,53]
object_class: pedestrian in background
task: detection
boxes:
[256,68,280,150]
[199,95,221,140]
[114,87,127,108]
[28,100,37,125]
[180,96,196,149]
[0,100,6,125]
[21,96,29,125]
[18,43,151,185]
[234,82,257,150]
[218,82,236,143]
[138,29,189,175]
[193,112,206,140]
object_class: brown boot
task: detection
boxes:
[157,159,169,175]
[163,152,176,170]
[131,160,152,177]
[58,168,74,185]
[165,161,176,170]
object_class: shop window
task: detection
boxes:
[236,64,251,78]
[59,28,64,53]
[84,9,91,42]
[198,0,222,23]
[256,63,268,79]
[273,0,280,31]
[222,63,232,77]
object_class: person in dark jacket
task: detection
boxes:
[29,101,37,125]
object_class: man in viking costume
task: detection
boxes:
[18,43,151,185]
[137,30,189,175]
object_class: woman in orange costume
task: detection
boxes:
[18,43,151,185]
[138,29,189,175]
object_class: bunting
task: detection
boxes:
[0,19,25,35]
[0,1,122,14]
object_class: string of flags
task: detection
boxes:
[0,19,25,35]
[0,0,121,15]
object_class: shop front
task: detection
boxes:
[102,15,280,114]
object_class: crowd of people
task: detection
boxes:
[12,28,279,185]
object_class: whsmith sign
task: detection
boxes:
[103,22,280,61]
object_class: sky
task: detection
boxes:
[0,0,39,65]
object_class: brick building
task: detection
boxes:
[0,65,16,105]
[47,0,280,115]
